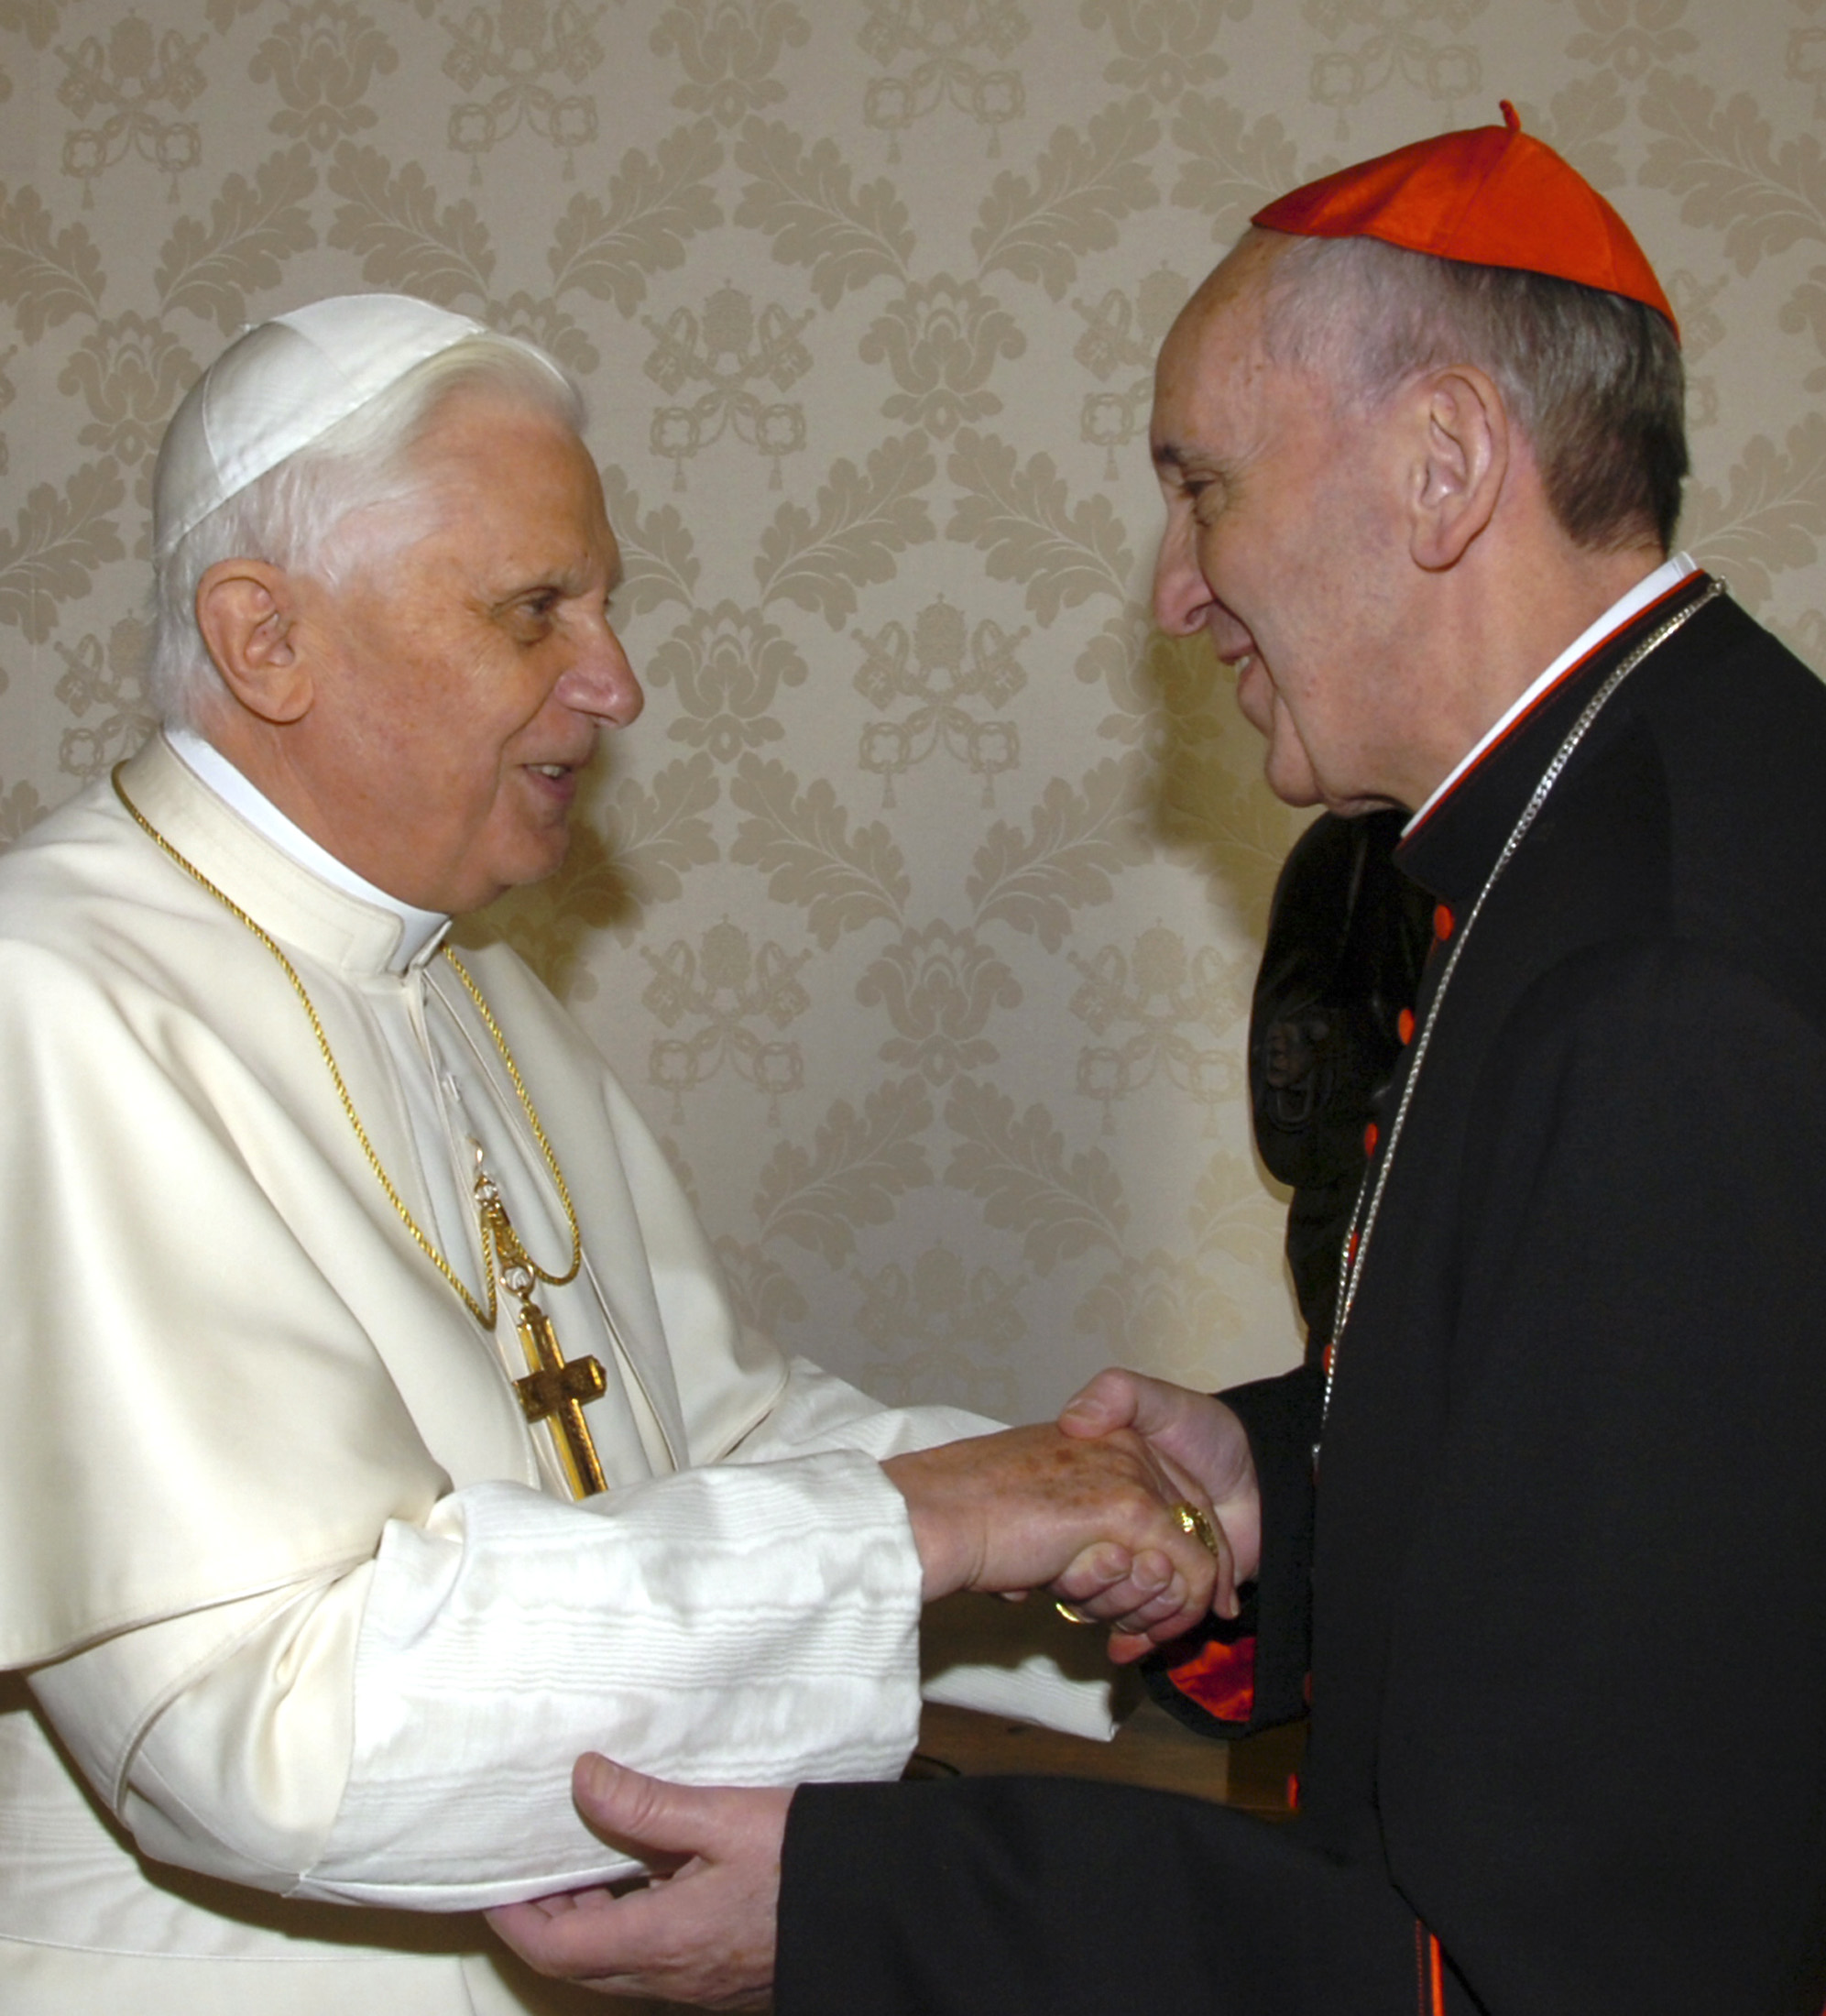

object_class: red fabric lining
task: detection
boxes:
[1161,1629,1257,1726]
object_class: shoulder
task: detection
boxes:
[0,773,142,938]
[0,778,221,1031]
[1473,936,1826,1199]
[1513,597,1826,1011]
[1635,589,1826,803]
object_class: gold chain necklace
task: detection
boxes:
[112,763,610,1497]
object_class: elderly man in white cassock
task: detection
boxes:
[0,297,1232,2014]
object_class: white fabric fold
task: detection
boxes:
[300,1458,922,1907]
[0,740,1117,2011]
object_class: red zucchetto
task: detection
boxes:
[1252,102,1678,340]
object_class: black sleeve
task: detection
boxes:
[778,1774,1425,2016]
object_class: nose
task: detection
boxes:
[1152,510,1211,637]
[558,612,644,729]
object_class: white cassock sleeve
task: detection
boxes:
[29,1359,1114,1912]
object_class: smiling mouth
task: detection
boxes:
[526,751,599,781]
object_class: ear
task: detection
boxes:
[1409,367,1508,572]
[193,560,315,726]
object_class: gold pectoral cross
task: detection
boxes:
[511,1288,609,1500]
[476,1165,608,1500]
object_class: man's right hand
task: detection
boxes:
[487,1757,786,2008]
[880,1421,1233,1649]
[1058,1369,1262,1585]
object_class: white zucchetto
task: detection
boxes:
[152,293,567,559]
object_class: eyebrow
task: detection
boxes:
[485,554,619,618]
[1152,442,1230,489]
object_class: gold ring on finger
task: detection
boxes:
[1174,1500,1221,1558]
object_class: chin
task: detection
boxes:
[435,847,569,917]
[1262,753,1325,810]
[505,827,574,891]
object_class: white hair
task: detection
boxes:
[145,336,586,729]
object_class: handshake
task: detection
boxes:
[883,1365,1253,1651]
[490,1366,1259,2007]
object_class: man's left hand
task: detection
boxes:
[487,1756,787,2008]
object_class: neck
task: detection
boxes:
[164,725,450,967]
[1404,537,1668,807]
[189,704,346,853]
[1405,551,1697,830]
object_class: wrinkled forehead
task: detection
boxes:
[1151,240,1284,444]
[1167,232,1285,362]
[396,390,618,565]
[361,381,604,529]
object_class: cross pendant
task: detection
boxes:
[512,1291,609,1500]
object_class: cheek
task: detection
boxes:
[462,689,550,785]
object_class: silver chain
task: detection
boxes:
[1316,578,1727,1455]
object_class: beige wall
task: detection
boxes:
[3,0,1821,1419]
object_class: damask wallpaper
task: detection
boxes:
[4,0,1821,1421]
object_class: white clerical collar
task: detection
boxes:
[1405,552,1700,834]
[166,728,451,970]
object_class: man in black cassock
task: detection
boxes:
[488,109,1826,2016]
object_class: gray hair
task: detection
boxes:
[1257,232,1687,555]
[146,336,586,729]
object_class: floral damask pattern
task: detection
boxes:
[3,0,1820,1424]
[856,919,1022,1081]
[642,283,813,487]
[1073,264,1190,478]
[1068,925,1249,1134]
[651,0,809,126]
[856,1244,1025,1415]
[642,917,811,1121]
[859,274,1026,437]
[57,312,199,505]
[645,599,809,756]
[1080,0,1249,104]
[52,614,151,783]
[1303,0,1487,135]
[858,0,1029,160]
[442,0,605,183]
[852,595,1026,805]
[251,0,399,151]
[57,17,205,204]
[1564,0,1697,82]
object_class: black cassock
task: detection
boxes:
[777,578,1826,2016]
